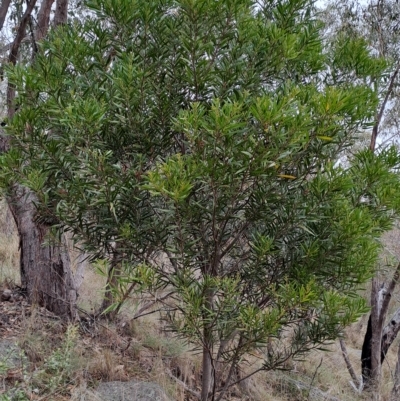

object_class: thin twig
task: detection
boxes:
[166,369,201,400]
[339,338,361,389]
[370,62,400,152]
[307,357,323,401]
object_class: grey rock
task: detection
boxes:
[95,381,172,401]
[1,289,12,301]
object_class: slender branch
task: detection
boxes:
[131,291,174,320]
[307,357,323,401]
[340,339,361,389]
[215,335,244,401]
[370,62,400,152]
[113,281,137,316]
[166,369,201,400]
[215,367,264,393]
[0,37,29,55]
[8,0,38,66]
[220,221,250,259]
[28,14,38,56]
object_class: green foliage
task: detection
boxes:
[2,0,400,397]
[0,327,78,400]
[35,325,79,392]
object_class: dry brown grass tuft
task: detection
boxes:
[87,347,128,381]
[4,203,400,400]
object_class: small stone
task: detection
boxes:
[1,289,12,302]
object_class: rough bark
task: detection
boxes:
[53,0,68,26]
[370,279,383,392]
[362,263,400,390]
[0,0,78,320]
[8,186,77,319]
[36,0,55,41]
[390,342,400,401]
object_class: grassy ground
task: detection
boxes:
[1,199,400,401]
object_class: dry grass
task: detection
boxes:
[4,204,400,400]
[76,265,106,313]
[0,199,19,284]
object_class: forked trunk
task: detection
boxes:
[9,185,77,319]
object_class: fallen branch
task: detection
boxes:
[339,339,362,392]
[166,368,201,400]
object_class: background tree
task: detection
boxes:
[3,0,400,399]
[0,0,80,319]
[321,1,400,394]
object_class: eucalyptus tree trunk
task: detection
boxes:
[391,343,400,400]
[0,0,11,31]
[7,186,77,319]
[0,0,77,319]
[361,263,400,394]
[36,0,55,41]
[54,0,68,26]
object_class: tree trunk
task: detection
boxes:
[362,279,383,396]
[371,280,383,391]
[381,307,400,359]
[390,342,400,400]
[99,258,121,319]
[53,0,68,26]
[201,288,215,401]
[36,0,55,41]
[201,326,213,401]
[0,0,11,32]
[362,263,400,391]
[8,186,77,319]
[0,0,77,320]
[362,315,373,385]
